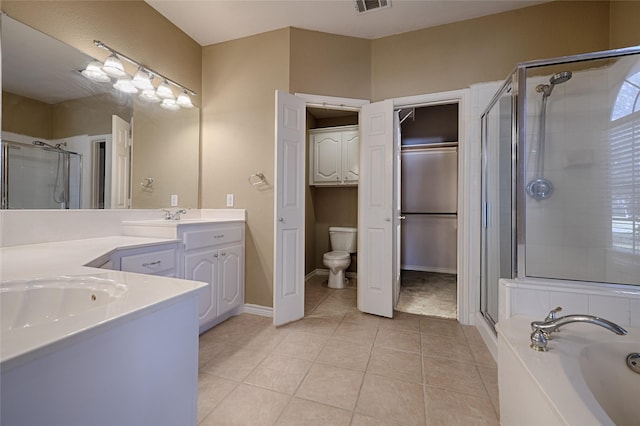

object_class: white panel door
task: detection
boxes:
[274,90,306,326]
[312,132,341,183]
[110,115,131,209]
[393,111,402,307]
[358,100,394,318]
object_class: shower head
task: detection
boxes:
[549,71,572,86]
[537,71,573,98]
[33,140,64,150]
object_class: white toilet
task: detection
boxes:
[323,226,357,289]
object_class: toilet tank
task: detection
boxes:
[328,227,357,253]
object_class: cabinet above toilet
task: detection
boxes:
[309,125,359,186]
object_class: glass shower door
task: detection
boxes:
[481,80,515,330]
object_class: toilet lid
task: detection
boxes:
[323,250,350,260]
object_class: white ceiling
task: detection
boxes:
[145,0,548,46]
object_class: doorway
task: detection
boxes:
[304,106,360,315]
[395,102,460,320]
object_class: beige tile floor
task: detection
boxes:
[198,275,499,425]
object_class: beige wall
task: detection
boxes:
[201,29,290,307]
[290,28,371,100]
[51,94,132,139]
[609,1,640,48]
[131,100,200,209]
[371,1,611,100]
[2,1,201,103]
[2,91,51,138]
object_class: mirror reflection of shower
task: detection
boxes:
[526,71,572,200]
[32,140,71,208]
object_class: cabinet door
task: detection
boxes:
[218,244,244,316]
[184,250,218,322]
[342,130,360,183]
[313,132,341,183]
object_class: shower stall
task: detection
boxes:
[481,46,640,330]
[1,139,81,209]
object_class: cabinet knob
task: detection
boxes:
[213,253,219,258]
[279,218,284,222]
[221,252,226,257]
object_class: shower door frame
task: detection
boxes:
[514,46,640,281]
[480,45,640,333]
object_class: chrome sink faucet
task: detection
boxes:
[530,307,627,351]
[161,208,187,220]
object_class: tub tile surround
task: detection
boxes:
[500,278,640,328]
[197,276,499,425]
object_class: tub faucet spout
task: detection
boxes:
[530,309,627,351]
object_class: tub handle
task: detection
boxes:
[545,306,563,322]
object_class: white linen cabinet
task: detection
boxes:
[309,125,359,186]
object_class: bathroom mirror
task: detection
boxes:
[1,14,200,209]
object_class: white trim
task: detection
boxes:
[241,304,273,318]
[295,93,370,110]
[475,311,498,362]
[391,88,471,325]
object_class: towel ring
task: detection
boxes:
[248,173,266,186]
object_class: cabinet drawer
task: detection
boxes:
[120,249,176,275]
[183,226,242,251]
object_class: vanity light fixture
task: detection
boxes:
[132,67,154,90]
[139,89,161,103]
[176,90,194,108]
[160,98,180,111]
[113,77,138,94]
[81,61,111,83]
[86,40,197,111]
[156,80,175,99]
[101,54,127,78]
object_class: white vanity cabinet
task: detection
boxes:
[105,242,180,277]
[122,219,246,333]
[182,224,244,332]
[309,125,359,186]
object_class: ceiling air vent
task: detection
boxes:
[354,0,391,14]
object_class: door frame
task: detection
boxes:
[392,89,472,324]
[273,93,368,324]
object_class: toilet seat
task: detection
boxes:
[323,250,350,261]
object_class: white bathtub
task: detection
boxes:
[0,276,127,333]
[497,316,640,426]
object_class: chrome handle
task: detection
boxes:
[545,306,563,322]
[142,260,161,267]
[279,218,284,222]
[399,216,406,220]
[213,253,219,258]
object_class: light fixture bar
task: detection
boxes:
[94,40,196,96]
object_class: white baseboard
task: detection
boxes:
[475,311,497,362]
[241,304,273,318]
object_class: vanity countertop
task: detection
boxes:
[0,235,181,281]
[0,236,206,368]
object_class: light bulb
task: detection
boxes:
[160,98,180,111]
[113,78,138,94]
[156,80,175,99]
[81,61,111,82]
[132,68,154,90]
[176,91,194,108]
[101,54,127,78]
[139,89,161,103]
